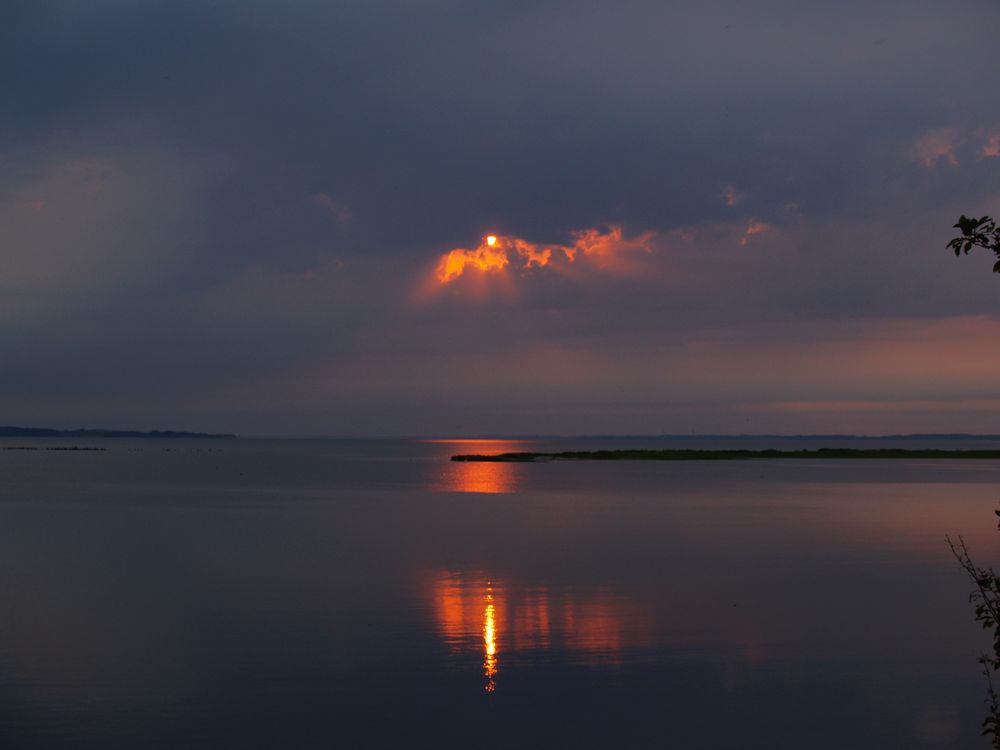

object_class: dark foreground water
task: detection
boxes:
[1,436,1000,748]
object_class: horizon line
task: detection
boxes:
[238,432,1000,440]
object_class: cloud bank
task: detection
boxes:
[1,0,999,435]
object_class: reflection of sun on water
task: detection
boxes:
[453,461,515,494]
[425,440,525,494]
[433,572,505,692]
[483,584,498,692]
[430,571,650,693]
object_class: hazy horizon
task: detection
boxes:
[12,423,1000,441]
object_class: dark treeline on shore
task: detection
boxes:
[0,426,236,439]
[453,448,1000,462]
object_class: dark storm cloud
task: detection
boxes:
[7,0,993,229]
[2,0,999,433]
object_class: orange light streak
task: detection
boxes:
[483,584,498,692]
[448,461,516,494]
[429,439,525,494]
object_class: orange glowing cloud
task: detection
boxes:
[569,226,654,261]
[739,220,772,246]
[721,184,742,207]
[983,133,1000,158]
[510,239,554,269]
[913,128,959,167]
[436,240,510,282]
[433,226,654,284]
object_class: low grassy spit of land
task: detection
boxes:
[451,448,1000,462]
[3,446,106,451]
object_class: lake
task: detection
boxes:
[0,436,998,748]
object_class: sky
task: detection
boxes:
[2,0,1000,437]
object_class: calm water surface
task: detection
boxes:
[1,437,999,748]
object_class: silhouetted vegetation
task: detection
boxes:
[2,446,106,451]
[949,215,1000,272]
[0,426,235,438]
[452,448,1000,462]
[949,514,1000,747]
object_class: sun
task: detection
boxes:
[486,235,497,246]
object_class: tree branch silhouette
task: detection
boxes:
[948,512,1000,746]
[948,215,1000,273]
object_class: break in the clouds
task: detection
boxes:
[1,0,999,435]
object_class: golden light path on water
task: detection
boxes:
[483,583,498,693]
[431,571,651,693]
[422,439,523,494]
[450,460,516,494]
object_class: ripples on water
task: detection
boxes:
[0,436,998,748]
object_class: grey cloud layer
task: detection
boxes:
[2,0,999,433]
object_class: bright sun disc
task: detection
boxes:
[486,235,497,246]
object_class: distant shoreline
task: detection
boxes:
[431,433,1000,441]
[0,426,236,439]
[452,448,1000,462]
